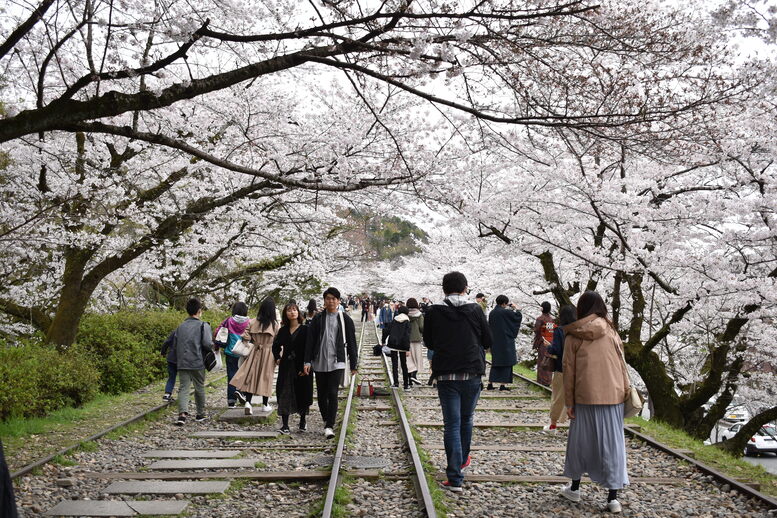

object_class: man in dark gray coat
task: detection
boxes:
[173,297,213,426]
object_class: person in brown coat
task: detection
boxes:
[231,297,279,415]
[560,290,630,514]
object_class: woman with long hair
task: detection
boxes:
[544,304,576,430]
[230,297,279,415]
[561,291,630,513]
[272,302,313,434]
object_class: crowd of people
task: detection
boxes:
[162,279,633,513]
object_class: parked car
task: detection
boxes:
[718,423,777,455]
[720,404,751,424]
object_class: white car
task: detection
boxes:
[718,423,777,455]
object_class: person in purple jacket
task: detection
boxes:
[214,301,251,408]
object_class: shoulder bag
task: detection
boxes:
[339,311,351,388]
[200,323,217,371]
[616,340,644,418]
[231,337,254,357]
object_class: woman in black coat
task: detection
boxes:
[487,295,523,390]
[272,302,314,434]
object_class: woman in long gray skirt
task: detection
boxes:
[561,290,631,513]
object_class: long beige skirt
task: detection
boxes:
[229,342,275,397]
[406,341,423,375]
[550,371,567,424]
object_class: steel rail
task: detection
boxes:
[374,322,437,518]
[321,320,364,518]
[10,372,227,480]
[498,363,777,510]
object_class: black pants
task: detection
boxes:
[390,350,409,388]
[315,369,343,428]
[0,440,18,518]
[361,310,368,322]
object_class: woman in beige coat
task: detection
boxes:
[561,290,630,513]
[230,297,278,415]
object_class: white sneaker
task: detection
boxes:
[561,484,581,503]
[262,404,272,413]
[324,427,335,438]
[244,401,252,415]
[542,424,558,432]
[607,500,622,513]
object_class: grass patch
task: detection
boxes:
[627,416,777,497]
[51,454,76,466]
[254,461,267,469]
[76,440,99,453]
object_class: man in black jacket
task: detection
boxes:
[423,271,492,492]
[304,287,358,438]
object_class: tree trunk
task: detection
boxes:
[717,406,777,457]
[45,249,98,348]
[627,345,685,427]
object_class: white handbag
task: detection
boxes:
[231,339,254,357]
[617,342,644,418]
[339,311,351,388]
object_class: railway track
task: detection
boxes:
[401,358,777,517]
[12,320,436,517]
[10,313,776,517]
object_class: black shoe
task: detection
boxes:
[392,383,399,388]
[234,390,247,404]
[410,377,423,386]
[163,393,172,402]
[227,402,236,408]
[195,414,208,422]
[175,413,187,426]
[499,385,511,391]
[279,426,291,435]
[486,384,495,390]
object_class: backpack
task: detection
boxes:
[387,320,410,351]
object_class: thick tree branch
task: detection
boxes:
[0,298,53,331]
[60,122,411,191]
[0,0,56,60]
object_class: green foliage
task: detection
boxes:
[0,310,227,421]
[367,215,428,260]
[76,311,183,394]
[0,338,101,420]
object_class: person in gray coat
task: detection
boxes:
[173,297,213,426]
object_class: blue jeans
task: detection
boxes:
[165,361,177,395]
[225,354,240,404]
[437,377,481,486]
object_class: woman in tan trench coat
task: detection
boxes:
[231,297,278,415]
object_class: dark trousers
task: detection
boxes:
[361,310,368,322]
[0,440,18,518]
[165,361,177,394]
[437,378,481,486]
[315,369,343,428]
[225,354,240,404]
[390,351,409,388]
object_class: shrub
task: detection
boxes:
[0,309,229,420]
[77,311,181,394]
[76,310,227,394]
[0,339,101,420]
